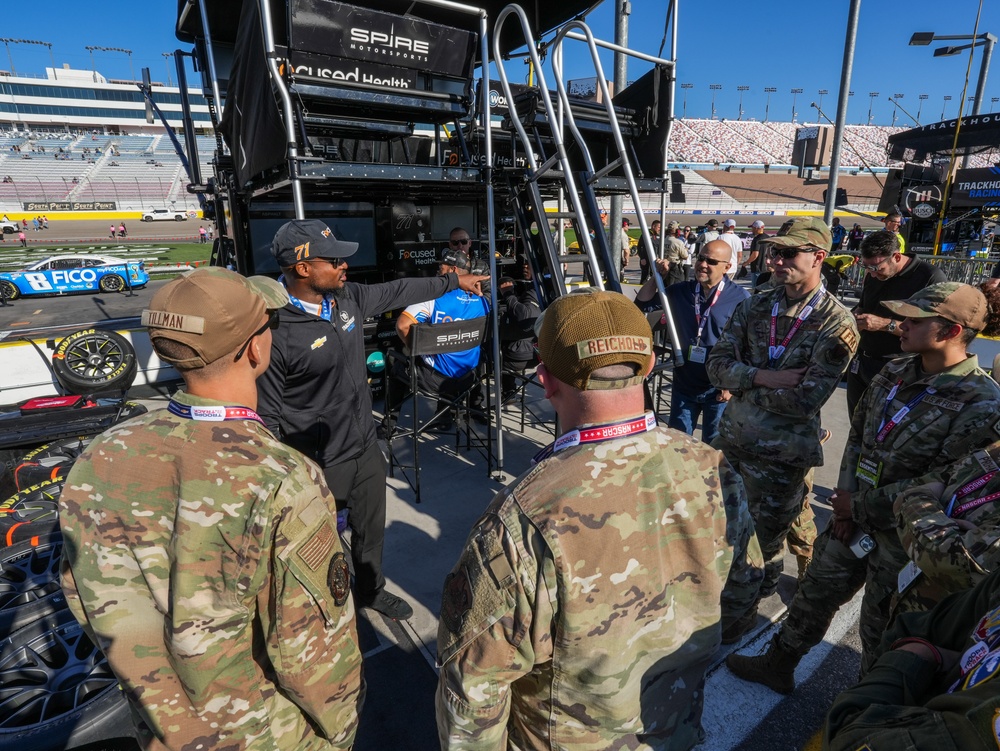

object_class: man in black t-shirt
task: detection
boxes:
[847,230,946,416]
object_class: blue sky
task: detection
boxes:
[5,0,999,126]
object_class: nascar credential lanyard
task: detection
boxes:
[693,279,725,346]
[168,400,266,427]
[768,286,825,366]
[279,276,334,321]
[532,412,657,465]
[945,471,1000,518]
[875,380,935,443]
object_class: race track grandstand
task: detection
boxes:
[1,66,997,215]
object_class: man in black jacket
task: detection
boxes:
[847,230,945,416]
[257,220,489,620]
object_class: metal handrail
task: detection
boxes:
[550,22,683,363]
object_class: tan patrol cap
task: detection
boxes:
[882,281,988,330]
[535,290,653,391]
[142,267,290,368]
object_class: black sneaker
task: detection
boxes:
[363,590,413,620]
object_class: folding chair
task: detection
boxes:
[383,317,489,503]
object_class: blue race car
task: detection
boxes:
[0,255,149,299]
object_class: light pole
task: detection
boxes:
[818,88,828,111]
[162,52,174,87]
[709,83,722,119]
[867,91,879,124]
[791,87,803,122]
[917,93,929,122]
[764,86,776,122]
[84,45,135,82]
[0,39,56,79]
[890,93,904,125]
[680,82,693,118]
[910,31,997,117]
[993,96,1000,112]
[737,85,749,120]
[942,94,952,120]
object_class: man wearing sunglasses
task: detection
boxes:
[60,268,365,750]
[707,217,859,640]
[257,220,489,622]
[846,230,944,417]
[635,239,748,446]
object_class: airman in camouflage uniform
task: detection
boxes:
[436,290,763,751]
[728,282,1000,692]
[894,438,1000,615]
[707,217,858,621]
[825,566,1000,751]
[59,268,364,750]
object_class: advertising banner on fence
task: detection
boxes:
[23,201,117,212]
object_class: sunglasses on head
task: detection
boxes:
[696,255,725,266]
[234,310,279,362]
[766,246,817,260]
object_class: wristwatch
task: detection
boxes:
[887,320,898,333]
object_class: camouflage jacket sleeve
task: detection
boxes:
[260,465,365,747]
[894,482,990,593]
[741,307,857,420]
[895,444,1000,590]
[719,457,765,629]
[435,502,554,750]
[851,400,1000,532]
[825,568,1000,751]
[706,298,759,392]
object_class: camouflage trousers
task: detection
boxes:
[714,440,809,594]
[777,523,909,673]
[786,470,818,559]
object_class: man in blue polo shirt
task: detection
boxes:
[635,239,748,444]
[394,248,491,431]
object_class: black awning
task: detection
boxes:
[887,114,1000,161]
[176,0,603,56]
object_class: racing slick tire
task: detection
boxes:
[0,476,64,548]
[51,330,137,395]
[98,274,125,293]
[0,280,19,301]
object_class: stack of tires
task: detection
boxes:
[0,328,150,749]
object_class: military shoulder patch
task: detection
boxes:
[993,417,1000,438]
[838,323,858,354]
[328,552,350,607]
[298,522,335,572]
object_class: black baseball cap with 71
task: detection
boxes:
[271,219,359,268]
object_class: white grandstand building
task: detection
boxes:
[0,66,994,215]
[0,66,212,212]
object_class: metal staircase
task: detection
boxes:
[491,5,684,363]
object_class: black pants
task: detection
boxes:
[323,442,387,604]
[387,358,476,417]
[846,353,890,418]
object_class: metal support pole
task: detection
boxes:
[610,0,629,280]
[823,0,861,226]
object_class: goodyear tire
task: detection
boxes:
[51,330,137,395]
[0,280,19,301]
[10,436,92,497]
[0,477,64,548]
[98,274,125,293]
[0,608,137,750]
[0,534,66,635]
